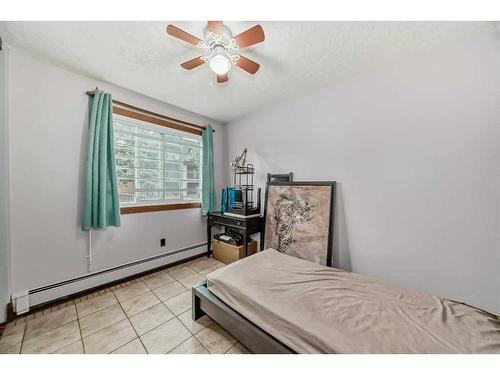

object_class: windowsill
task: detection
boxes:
[120,202,201,215]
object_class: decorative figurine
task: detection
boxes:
[230,148,247,169]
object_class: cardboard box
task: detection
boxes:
[213,239,257,265]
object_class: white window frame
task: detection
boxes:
[113,113,203,208]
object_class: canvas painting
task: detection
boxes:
[263,182,335,266]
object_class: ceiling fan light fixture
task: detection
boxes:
[209,53,231,75]
[167,21,264,83]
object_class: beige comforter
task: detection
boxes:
[207,249,500,353]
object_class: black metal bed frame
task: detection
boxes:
[192,281,295,354]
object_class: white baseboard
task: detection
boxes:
[20,244,206,312]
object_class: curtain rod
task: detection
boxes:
[85,90,214,133]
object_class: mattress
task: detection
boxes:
[206,249,500,353]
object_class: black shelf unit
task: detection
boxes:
[226,163,260,217]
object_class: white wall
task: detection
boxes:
[6,48,225,310]
[0,46,12,322]
[225,29,500,313]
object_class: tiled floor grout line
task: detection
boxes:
[75,314,86,354]
[175,310,216,354]
[111,336,141,354]
[117,287,152,304]
[78,303,121,325]
[113,290,149,354]
[167,334,207,354]
[22,320,79,354]
[154,291,187,303]
[158,278,184,288]
[76,301,119,320]
[160,316,189,353]
[3,257,227,354]
[193,335,211,353]
[11,276,210,354]
[52,336,81,354]
[145,278,176,290]
[31,294,162,354]
[11,261,188,329]
[17,321,27,354]
[72,294,146,351]
[225,342,237,354]
[82,306,126,330]
[166,335,192,354]
[130,301,176,338]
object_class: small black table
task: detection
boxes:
[206,212,263,258]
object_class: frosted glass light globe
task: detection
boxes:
[209,54,231,75]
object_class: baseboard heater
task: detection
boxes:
[15,242,207,314]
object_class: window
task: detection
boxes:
[113,114,202,210]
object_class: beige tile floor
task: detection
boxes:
[0,257,251,354]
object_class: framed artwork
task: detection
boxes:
[262,181,336,266]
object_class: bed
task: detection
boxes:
[192,249,500,354]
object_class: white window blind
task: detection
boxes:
[113,114,202,206]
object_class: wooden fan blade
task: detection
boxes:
[166,25,203,46]
[234,25,265,49]
[235,55,260,74]
[217,73,229,83]
[208,21,223,34]
[181,56,206,70]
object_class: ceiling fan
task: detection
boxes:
[166,21,265,84]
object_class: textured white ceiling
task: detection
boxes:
[0,21,493,122]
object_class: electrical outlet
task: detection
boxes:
[160,238,166,247]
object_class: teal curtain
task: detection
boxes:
[82,88,121,230]
[201,124,215,215]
